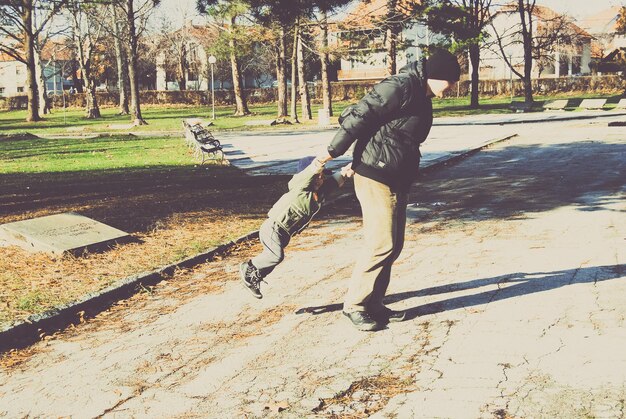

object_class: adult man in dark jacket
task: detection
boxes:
[316,50,461,331]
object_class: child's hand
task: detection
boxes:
[341,163,354,178]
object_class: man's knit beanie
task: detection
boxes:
[425,50,461,81]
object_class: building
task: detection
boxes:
[331,0,435,81]
[481,4,593,79]
[0,42,74,97]
[155,22,274,91]
[0,52,27,97]
[332,0,593,82]
[580,6,626,73]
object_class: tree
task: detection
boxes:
[67,0,108,118]
[197,0,251,116]
[490,1,583,106]
[0,0,68,121]
[297,22,311,120]
[311,0,353,117]
[246,0,305,119]
[114,0,160,125]
[108,3,130,114]
[424,0,493,108]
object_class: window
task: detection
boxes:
[0,87,4,96]
[17,86,24,93]
[16,67,21,75]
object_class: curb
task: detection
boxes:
[0,231,258,353]
[0,133,517,354]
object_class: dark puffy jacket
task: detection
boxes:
[327,61,433,192]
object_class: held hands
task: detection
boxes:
[340,162,355,178]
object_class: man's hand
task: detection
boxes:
[341,162,354,178]
[315,152,333,165]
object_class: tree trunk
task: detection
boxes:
[297,28,311,120]
[520,0,534,105]
[469,43,480,108]
[276,26,288,118]
[111,4,129,115]
[319,10,332,116]
[230,15,250,116]
[290,22,299,122]
[23,3,40,122]
[85,80,101,119]
[71,60,83,93]
[34,48,51,115]
[178,44,187,91]
[385,0,398,76]
[126,0,146,125]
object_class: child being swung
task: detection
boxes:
[240,156,354,298]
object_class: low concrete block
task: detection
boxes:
[543,99,568,111]
[579,99,607,110]
[0,212,130,255]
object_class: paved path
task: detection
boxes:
[219,124,517,175]
[1,115,625,418]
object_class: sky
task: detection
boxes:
[153,0,625,27]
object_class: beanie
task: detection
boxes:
[425,50,461,81]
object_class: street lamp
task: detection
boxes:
[208,55,216,120]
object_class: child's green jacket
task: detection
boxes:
[267,161,346,235]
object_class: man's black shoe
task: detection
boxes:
[342,310,382,331]
[370,306,407,323]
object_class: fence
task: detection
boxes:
[1,75,624,111]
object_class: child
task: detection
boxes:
[239,156,353,298]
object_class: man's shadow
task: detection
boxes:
[296,264,624,321]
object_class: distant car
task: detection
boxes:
[95,84,108,92]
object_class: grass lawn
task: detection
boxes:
[0,91,621,329]
[1,92,623,137]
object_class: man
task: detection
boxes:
[316,49,461,331]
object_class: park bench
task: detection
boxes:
[182,119,224,164]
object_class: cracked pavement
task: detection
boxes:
[0,116,624,418]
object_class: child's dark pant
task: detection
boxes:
[251,219,291,277]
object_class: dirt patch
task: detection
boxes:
[313,374,416,418]
[0,165,289,329]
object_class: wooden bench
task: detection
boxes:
[182,120,224,164]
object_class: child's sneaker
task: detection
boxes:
[239,261,264,299]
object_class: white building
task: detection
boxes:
[0,53,28,97]
[481,4,592,79]
[0,44,74,98]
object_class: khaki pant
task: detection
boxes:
[343,174,408,313]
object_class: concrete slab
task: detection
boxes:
[579,98,607,110]
[0,212,129,255]
[543,99,568,111]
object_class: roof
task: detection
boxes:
[580,6,622,34]
[0,39,73,62]
[498,2,592,39]
[339,0,421,30]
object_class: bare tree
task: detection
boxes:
[297,23,311,120]
[0,0,68,121]
[197,0,251,115]
[490,1,584,106]
[290,19,299,121]
[67,0,108,118]
[109,3,130,114]
[114,0,160,125]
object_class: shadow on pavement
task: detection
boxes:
[411,141,625,223]
[395,264,625,320]
[296,264,625,320]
